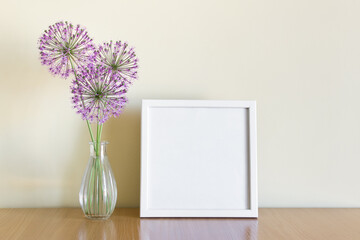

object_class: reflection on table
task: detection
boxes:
[140,218,258,240]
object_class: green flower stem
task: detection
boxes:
[95,157,98,215]
[95,122,103,157]
[96,123,99,156]
[69,59,96,147]
[86,121,95,149]
[96,120,104,215]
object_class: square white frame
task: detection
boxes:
[140,100,258,218]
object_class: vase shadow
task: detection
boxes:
[102,109,141,207]
[60,127,89,207]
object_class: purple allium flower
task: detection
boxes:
[71,64,128,123]
[95,41,138,84]
[39,21,96,78]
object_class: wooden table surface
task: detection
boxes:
[1,208,359,240]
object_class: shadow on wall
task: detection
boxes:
[103,109,141,208]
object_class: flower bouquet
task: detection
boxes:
[38,21,138,219]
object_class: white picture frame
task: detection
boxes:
[140,100,258,218]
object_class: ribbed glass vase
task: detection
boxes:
[79,141,117,220]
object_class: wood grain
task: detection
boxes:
[0,208,359,240]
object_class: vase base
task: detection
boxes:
[84,215,111,220]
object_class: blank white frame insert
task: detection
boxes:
[141,100,257,218]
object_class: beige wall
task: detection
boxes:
[1,0,360,207]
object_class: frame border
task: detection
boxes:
[140,100,258,218]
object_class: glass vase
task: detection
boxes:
[79,141,117,219]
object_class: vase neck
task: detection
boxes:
[89,141,108,158]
